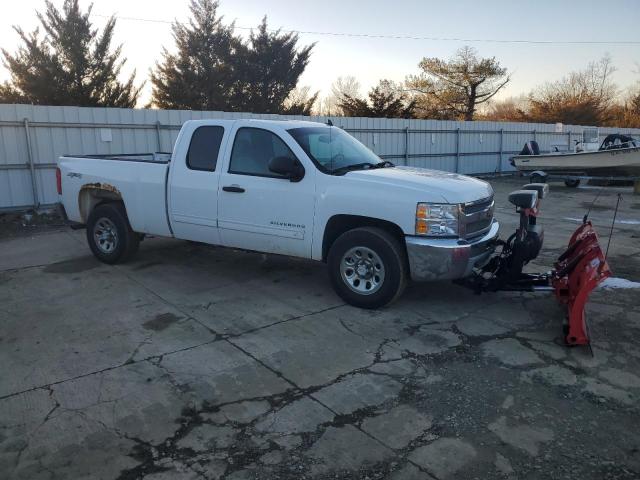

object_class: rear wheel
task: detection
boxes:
[327,227,407,309]
[564,179,580,188]
[86,203,139,264]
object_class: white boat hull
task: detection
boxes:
[511,146,640,177]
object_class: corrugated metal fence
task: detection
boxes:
[1,103,639,210]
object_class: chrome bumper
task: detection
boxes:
[405,220,500,281]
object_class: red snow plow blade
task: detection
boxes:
[552,221,611,346]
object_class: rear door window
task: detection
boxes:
[187,126,225,171]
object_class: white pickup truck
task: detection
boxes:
[57,119,498,308]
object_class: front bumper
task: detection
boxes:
[405,220,500,281]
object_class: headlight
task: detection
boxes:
[415,203,460,237]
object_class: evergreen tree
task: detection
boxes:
[150,0,244,110]
[150,3,314,113]
[0,0,141,107]
[237,18,314,113]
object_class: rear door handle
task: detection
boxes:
[222,185,245,193]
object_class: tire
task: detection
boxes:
[327,227,407,309]
[564,179,580,188]
[86,203,140,264]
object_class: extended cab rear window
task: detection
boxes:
[187,126,224,171]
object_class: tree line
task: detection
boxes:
[1,0,639,128]
[480,56,640,128]
[325,53,640,128]
[0,0,315,114]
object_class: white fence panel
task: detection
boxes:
[1,103,639,210]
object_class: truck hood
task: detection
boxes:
[346,166,493,203]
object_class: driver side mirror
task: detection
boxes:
[268,156,305,182]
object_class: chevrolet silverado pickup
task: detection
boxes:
[57,119,498,308]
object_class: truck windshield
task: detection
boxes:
[287,126,389,174]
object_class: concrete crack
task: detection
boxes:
[225,335,440,479]
[124,336,153,365]
[112,264,222,339]
[13,386,61,469]
[115,257,345,342]
[0,338,221,401]
[224,303,345,340]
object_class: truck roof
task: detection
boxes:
[183,118,328,129]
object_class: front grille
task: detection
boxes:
[461,195,494,239]
[466,217,493,237]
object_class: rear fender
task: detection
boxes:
[78,183,123,223]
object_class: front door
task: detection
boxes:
[218,126,315,258]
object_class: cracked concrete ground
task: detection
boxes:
[1,177,639,480]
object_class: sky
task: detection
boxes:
[1,0,639,106]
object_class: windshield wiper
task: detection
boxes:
[331,161,395,175]
[370,161,395,169]
[330,162,376,175]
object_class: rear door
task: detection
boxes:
[217,125,315,258]
[168,121,232,244]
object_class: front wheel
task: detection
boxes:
[327,227,407,309]
[86,203,139,264]
[564,179,580,188]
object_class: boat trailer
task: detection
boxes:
[459,183,611,347]
[526,170,640,189]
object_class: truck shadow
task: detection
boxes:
[43,255,101,274]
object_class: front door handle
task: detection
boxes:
[222,185,245,193]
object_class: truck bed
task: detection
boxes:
[58,154,173,237]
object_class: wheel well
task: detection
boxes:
[78,183,125,223]
[322,215,406,261]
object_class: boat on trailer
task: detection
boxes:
[511,134,640,180]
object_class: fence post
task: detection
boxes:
[455,128,461,173]
[404,126,409,166]
[155,121,162,152]
[495,128,503,174]
[23,118,39,209]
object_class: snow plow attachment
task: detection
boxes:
[552,221,611,346]
[459,183,612,347]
